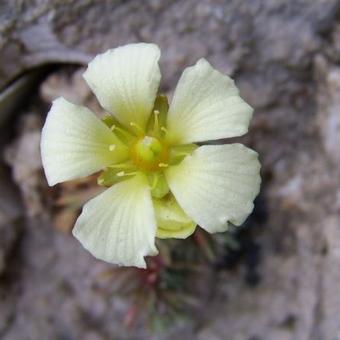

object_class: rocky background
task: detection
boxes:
[1,0,340,339]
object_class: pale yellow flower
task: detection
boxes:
[41,43,261,268]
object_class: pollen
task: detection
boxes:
[109,144,116,151]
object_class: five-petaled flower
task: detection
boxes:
[41,43,261,268]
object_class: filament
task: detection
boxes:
[130,122,144,136]
[153,110,160,134]
[111,124,134,139]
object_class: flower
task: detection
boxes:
[41,43,261,268]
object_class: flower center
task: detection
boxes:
[131,135,168,172]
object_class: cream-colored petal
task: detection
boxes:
[83,43,161,132]
[73,174,158,268]
[165,144,261,233]
[41,97,129,186]
[166,59,253,144]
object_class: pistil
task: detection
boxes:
[131,135,169,172]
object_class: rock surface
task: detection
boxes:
[1,0,340,339]
[0,167,23,276]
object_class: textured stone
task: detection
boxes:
[0,167,23,277]
[4,113,46,218]
[1,0,340,339]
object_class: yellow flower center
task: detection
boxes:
[131,135,169,172]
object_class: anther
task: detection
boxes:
[116,171,139,177]
[109,144,116,151]
[130,122,144,136]
[158,163,168,168]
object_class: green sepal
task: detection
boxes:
[148,172,170,199]
[97,167,130,186]
[102,115,135,146]
[154,194,197,239]
[153,94,169,127]
[146,94,169,137]
[168,143,198,165]
[102,115,117,129]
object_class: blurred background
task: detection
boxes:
[1,1,340,339]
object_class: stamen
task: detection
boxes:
[168,144,197,165]
[130,122,144,136]
[160,126,167,136]
[153,109,160,134]
[158,163,168,168]
[116,171,139,177]
[109,144,116,151]
[173,151,191,157]
[150,174,159,190]
[108,162,134,169]
[111,125,134,139]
